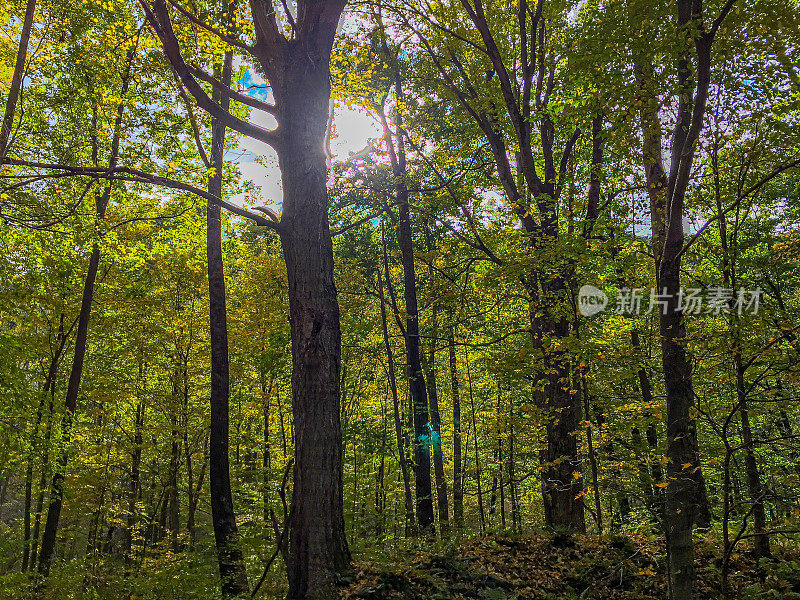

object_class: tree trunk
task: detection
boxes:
[38,243,101,576]
[377,268,414,533]
[466,351,485,532]
[449,330,464,529]
[581,373,603,533]
[207,51,249,597]
[426,312,449,535]
[383,83,435,531]
[0,0,36,159]
[261,377,272,527]
[508,395,520,532]
[168,372,181,553]
[126,365,144,565]
[631,328,665,518]
[277,53,351,600]
[37,48,133,578]
[23,315,67,571]
[22,399,43,571]
[30,385,56,571]
[536,309,585,532]
[734,355,770,558]
[659,1,720,590]
[712,139,770,560]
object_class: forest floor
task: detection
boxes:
[341,532,800,600]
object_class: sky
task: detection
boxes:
[227,83,381,211]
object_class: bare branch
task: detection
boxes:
[187,64,278,115]
[2,158,281,232]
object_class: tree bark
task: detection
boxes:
[426,311,449,535]
[382,74,435,531]
[145,3,352,595]
[125,363,145,565]
[207,51,249,597]
[734,354,770,558]
[38,245,100,576]
[466,348,485,532]
[0,0,36,159]
[37,46,134,578]
[581,373,603,533]
[276,48,351,600]
[377,267,414,533]
[657,1,730,594]
[448,329,464,529]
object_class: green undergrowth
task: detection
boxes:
[1,531,799,599]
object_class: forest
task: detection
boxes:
[1,0,799,598]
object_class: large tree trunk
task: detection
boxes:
[277,54,351,600]
[207,51,249,597]
[534,302,585,532]
[145,3,351,595]
[659,262,703,600]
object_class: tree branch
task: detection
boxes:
[140,0,280,147]
[2,158,281,232]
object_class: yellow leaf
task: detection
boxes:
[655,482,669,488]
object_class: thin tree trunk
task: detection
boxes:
[449,329,463,529]
[37,47,133,579]
[261,376,272,527]
[23,398,44,570]
[187,435,207,551]
[508,395,519,532]
[126,364,145,565]
[38,242,100,576]
[382,78,435,531]
[23,315,68,571]
[466,349,485,532]
[0,0,36,159]
[377,267,414,533]
[734,355,770,557]
[30,384,56,572]
[426,311,449,535]
[207,51,249,597]
[581,373,603,533]
[168,371,181,553]
[713,143,770,559]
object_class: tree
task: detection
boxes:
[140,0,352,595]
